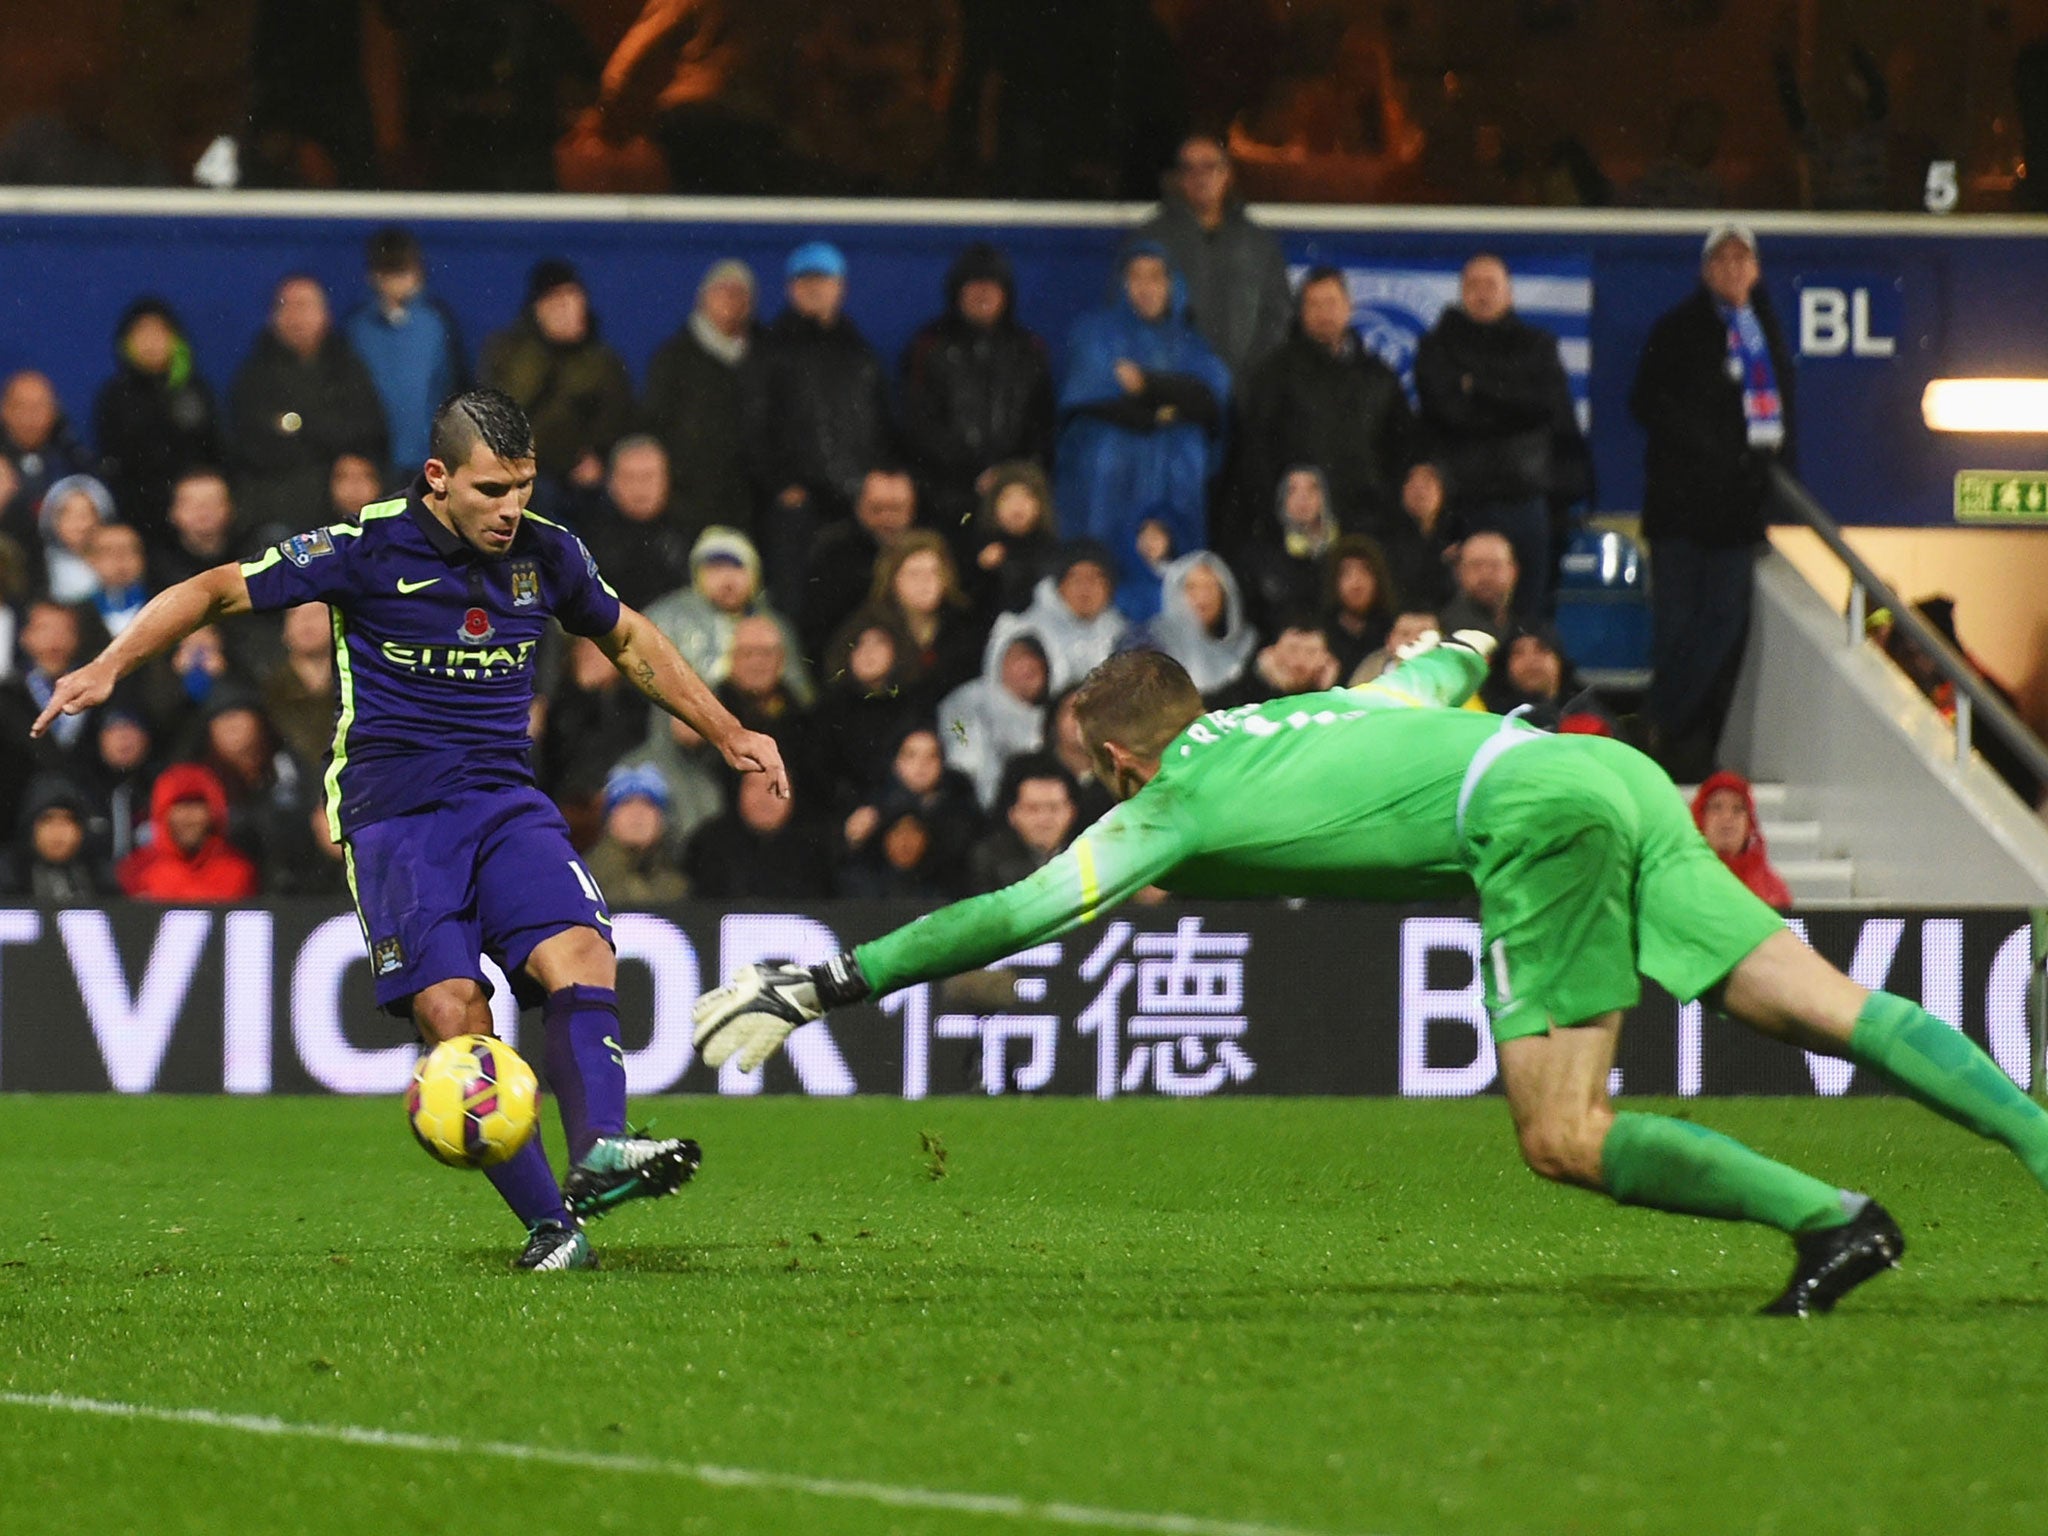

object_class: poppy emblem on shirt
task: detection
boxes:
[459,607,496,642]
[510,561,540,607]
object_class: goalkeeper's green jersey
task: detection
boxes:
[856,648,1502,994]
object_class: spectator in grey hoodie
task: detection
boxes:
[1143,551,1257,700]
[936,618,1053,811]
[1018,540,1130,692]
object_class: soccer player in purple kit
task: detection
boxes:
[33,390,790,1271]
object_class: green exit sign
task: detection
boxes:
[1956,470,2048,522]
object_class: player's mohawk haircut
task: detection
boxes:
[430,388,535,468]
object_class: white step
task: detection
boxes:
[1762,819,1822,860]
[1776,858,1857,903]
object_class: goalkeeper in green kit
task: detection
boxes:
[695,636,2048,1316]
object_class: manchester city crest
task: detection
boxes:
[510,561,540,607]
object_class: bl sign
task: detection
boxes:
[1797,282,1898,358]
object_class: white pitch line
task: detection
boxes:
[0,1391,1383,1536]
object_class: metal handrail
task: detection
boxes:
[1768,464,2048,788]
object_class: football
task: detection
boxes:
[406,1034,539,1170]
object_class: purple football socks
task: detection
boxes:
[543,984,629,1163]
[485,1137,571,1230]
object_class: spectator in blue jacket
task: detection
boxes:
[1054,244,1229,622]
[346,227,466,474]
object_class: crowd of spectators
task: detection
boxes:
[1,135,2016,906]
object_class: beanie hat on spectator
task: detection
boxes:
[39,473,116,537]
[1054,538,1118,583]
[1702,222,1757,261]
[200,683,265,722]
[114,296,196,390]
[945,242,1015,314]
[604,762,671,818]
[689,525,762,591]
[785,241,847,282]
[19,774,89,836]
[698,259,756,301]
[526,258,582,307]
[366,226,422,275]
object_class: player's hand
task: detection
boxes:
[1393,627,1441,661]
[29,661,116,738]
[1114,359,1145,394]
[722,729,790,797]
[692,963,822,1071]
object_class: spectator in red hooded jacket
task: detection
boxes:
[116,761,259,901]
[1691,769,1792,913]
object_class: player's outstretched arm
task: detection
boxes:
[1349,628,1495,710]
[597,604,790,796]
[29,563,252,738]
[692,790,1196,1071]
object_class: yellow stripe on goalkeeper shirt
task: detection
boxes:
[1354,681,1425,708]
[1076,837,1101,922]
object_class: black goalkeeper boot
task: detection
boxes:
[1760,1200,1904,1317]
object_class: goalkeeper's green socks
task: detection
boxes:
[1847,990,2048,1189]
[1597,993,2048,1232]
[1600,1111,1853,1233]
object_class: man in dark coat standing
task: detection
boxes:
[93,298,224,544]
[1629,223,1795,781]
[898,241,1054,541]
[1412,254,1588,618]
[741,241,893,615]
[641,259,760,540]
[1124,134,1291,381]
[229,274,388,533]
[1236,266,1425,588]
[573,436,695,611]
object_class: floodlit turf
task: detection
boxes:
[3,1095,2047,1536]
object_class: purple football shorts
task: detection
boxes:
[343,784,612,1018]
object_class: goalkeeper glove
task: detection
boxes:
[691,953,871,1071]
[1445,628,1498,663]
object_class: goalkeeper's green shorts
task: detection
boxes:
[1461,732,1787,1042]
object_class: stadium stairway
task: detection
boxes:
[1717,549,2048,906]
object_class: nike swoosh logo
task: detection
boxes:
[396,577,441,594]
[603,1034,625,1066]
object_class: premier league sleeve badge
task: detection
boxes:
[283,527,335,567]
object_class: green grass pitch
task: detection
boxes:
[3,1094,2046,1536]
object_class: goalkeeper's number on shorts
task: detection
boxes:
[691,955,870,1072]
